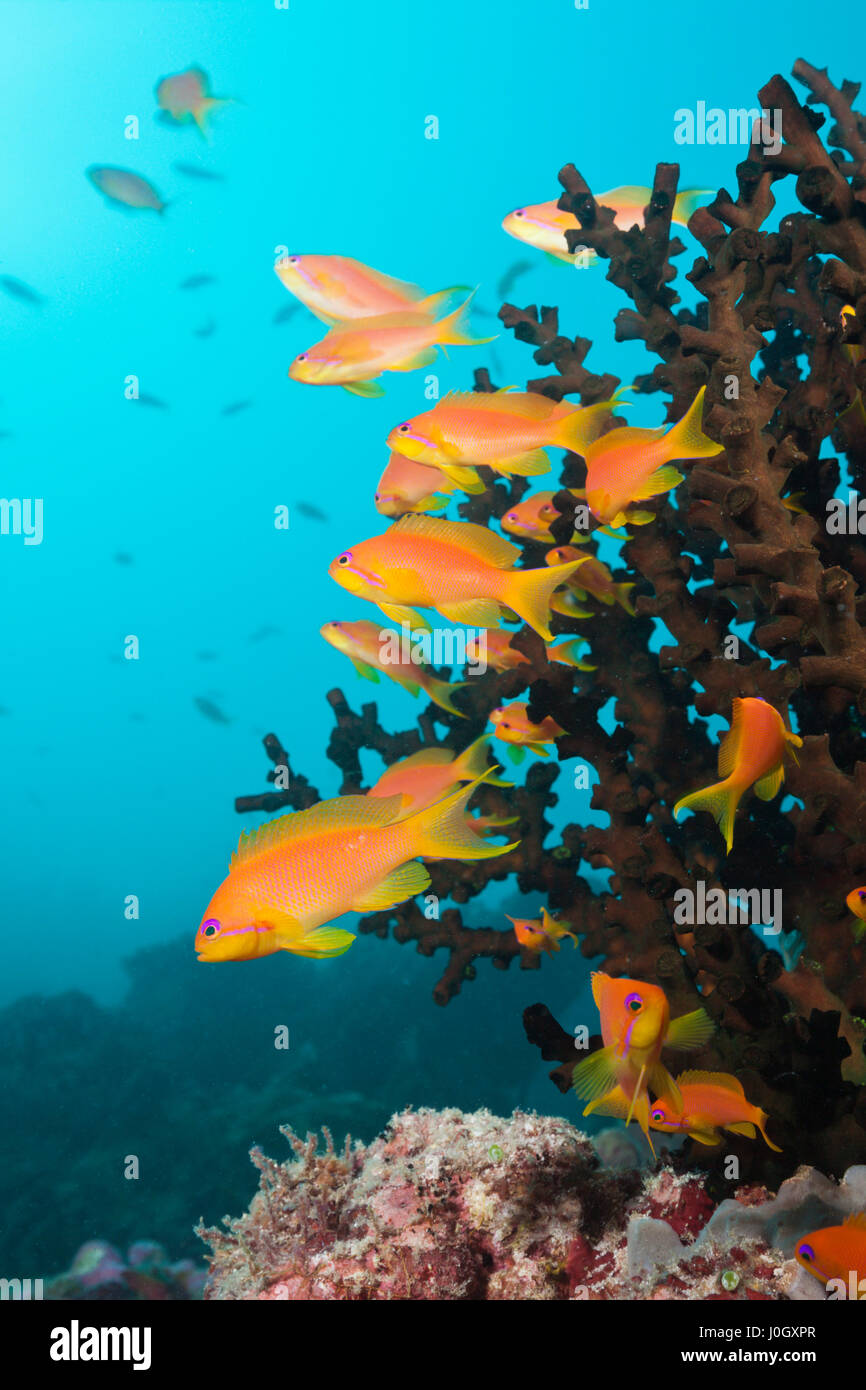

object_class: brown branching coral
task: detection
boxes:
[236,59,866,1181]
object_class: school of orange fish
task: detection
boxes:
[101,71,864,1289]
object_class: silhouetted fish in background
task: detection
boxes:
[247,625,282,643]
[173,162,225,181]
[273,303,300,325]
[132,392,169,409]
[87,166,167,213]
[221,400,251,416]
[194,696,232,724]
[113,552,134,565]
[196,650,219,662]
[295,500,328,521]
[179,273,217,290]
[0,276,43,305]
[0,430,14,441]
[193,320,217,338]
[497,259,532,298]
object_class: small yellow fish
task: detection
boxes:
[274,254,465,326]
[674,696,802,853]
[502,187,711,264]
[87,166,166,213]
[489,701,564,761]
[289,294,495,397]
[501,490,588,544]
[328,514,583,642]
[545,545,636,615]
[321,619,469,716]
[375,451,483,518]
[155,67,231,136]
[507,905,578,954]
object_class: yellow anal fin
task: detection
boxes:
[292,926,357,959]
[754,763,784,801]
[350,860,431,912]
[438,598,504,627]
[492,448,550,477]
[688,1127,724,1146]
[725,1121,757,1139]
[623,508,656,525]
[391,347,439,372]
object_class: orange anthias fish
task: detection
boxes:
[846,886,866,942]
[375,451,483,517]
[507,905,578,955]
[648,1071,782,1150]
[320,619,469,717]
[501,490,588,544]
[674,696,803,854]
[572,973,715,1155]
[328,514,583,642]
[796,1215,866,1290]
[577,387,724,528]
[195,773,518,963]
[545,546,636,616]
[289,294,495,398]
[483,629,532,673]
[502,187,711,263]
[367,735,511,814]
[86,167,166,213]
[489,701,565,761]
[385,390,620,481]
[274,254,466,327]
[155,67,230,136]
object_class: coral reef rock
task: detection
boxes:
[198,1106,853,1300]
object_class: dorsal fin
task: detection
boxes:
[718,699,745,777]
[676,1069,746,1096]
[435,388,561,421]
[328,309,430,334]
[382,747,455,771]
[391,514,520,568]
[844,1212,866,1230]
[231,793,406,869]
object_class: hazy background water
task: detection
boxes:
[0,0,860,1277]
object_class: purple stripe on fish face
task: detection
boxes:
[394,425,434,449]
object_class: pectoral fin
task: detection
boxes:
[291,925,357,958]
[378,603,433,631]
[754,763,784,801]
[572,1043,621,1104]
[343,379,385,398]
[351,659,380,682]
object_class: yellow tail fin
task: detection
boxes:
[453,734,513,786]
[437,290,497,347]
[673,777,742,854]
[660,386,724,464]
[409,770,519,860]
[502,559,583,641]
[420,674,469,717]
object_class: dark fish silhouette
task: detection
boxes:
[194,696,232,724]
[247,625,282,644]
[173,162,225,182]
[134,392,169,409]
[497,259,532,299]
[179,273,217,290]
[221,400,251,416]
[113,551,134,565]
[0,430,13,441]
[0,276,43,305]
[472,305,497,320]
[193,320,217,338]
[295,500,328,521]
[272,303,300,325]
[196,650,219,662]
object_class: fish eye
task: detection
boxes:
[506,513,518,522]
[515,209,525,217]
[289,255,299,264]
[859,890,866,899]
[501,722,510,730]
[398,423,410,432]
[337,552,352,566]
[651,1109,664,1122]
[202,918,221,938]
[297,353,307,361]
[625,992,643,1013]
[798,1243,814,1263]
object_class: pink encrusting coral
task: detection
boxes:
[44,1238,206,1300]
[195,1107,851,1300]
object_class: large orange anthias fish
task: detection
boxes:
[320,619,468,717]
[327,514,583,642]
[274,253,467,327]
[366,735,512,815]
[571,973,715,1155]
[501,186,711,264]
[575,386,724,528]
[673,696,803,853]
[288,292,495,397]
[385,390,620,481]
[796,1215,866,1290]
[647,1071,782,1151]
[195,773,518,963]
